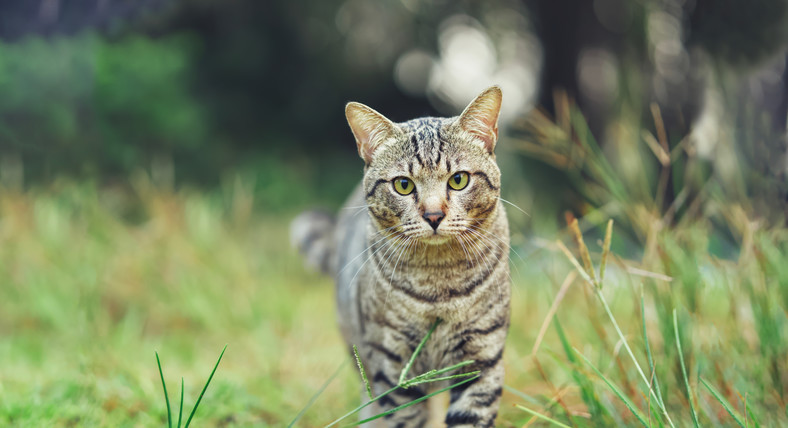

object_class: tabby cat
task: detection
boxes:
[292,87,510,427]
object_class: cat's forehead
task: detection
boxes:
[395,117,457,171]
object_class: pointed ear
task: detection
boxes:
[345,102,401,164]
[456,86,503,153]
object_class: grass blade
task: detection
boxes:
[177,378,184,428]
[515,404,572,428]
[155,351,172,428]
[353,345,373,400]
[348,375,480,427]
[553,317,607,424]
[673,310,699,427]
[184,344,228,428]
[399,318,441,384]
[575,349,650,427]
[641,292,666,411]
[288,360,348,428]
[401,360,475,387]
[700,378,746,427]
[399,370,480,388]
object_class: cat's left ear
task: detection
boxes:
[456,86,502,153]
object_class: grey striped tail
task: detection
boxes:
[290,210,336,275]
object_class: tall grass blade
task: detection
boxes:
[288,360,348,428]
[353,345,373,399]
[553,317,606,424]
[575,349,650,427]
[558,222,675,427]
[184,344,228,428]
[641,292,666,411]
[673,310,699,427]
[348,375,480,427]
[399,318,441,384]
[155,351,172,428]
[700,378,746,427]
[515,404,572,428]
[743,393,761,428]
[177,377,184,428]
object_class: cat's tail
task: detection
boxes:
[290,210,336,275]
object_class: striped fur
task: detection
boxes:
[298,87,510,427]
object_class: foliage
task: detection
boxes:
[0,34,209,179]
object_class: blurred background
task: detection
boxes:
[1,0,788,426]
[2,0,785,224]
[0,0,788,219]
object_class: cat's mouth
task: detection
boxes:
[420,233,451,245]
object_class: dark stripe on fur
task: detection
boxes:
[471,386,503,407]
[366,179,388,198]
[411,135,424,167]
[475,349,504,370]
[445,411,481,426]
[393,385,427,400]
[379,394,397,409]
[373,370,396,386]
[458,313,508,338]
[365,342,402,363]
[450,376,480,402]
[471,171,499,190]
[391,252,501,303]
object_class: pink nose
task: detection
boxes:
[423,211,445,231]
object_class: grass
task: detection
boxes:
[1,178,785,426]
[0,95,786,425]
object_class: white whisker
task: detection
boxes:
[497,196,530,217]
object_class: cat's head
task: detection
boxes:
[345,86,503,244]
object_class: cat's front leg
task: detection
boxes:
[444,345,505,427]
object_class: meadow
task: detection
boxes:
[1,106,786,427]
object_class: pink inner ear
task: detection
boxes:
[346,103,398,164]
[459,87,502,153]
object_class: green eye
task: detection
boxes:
[448,172,469,190]
[393,177,415,195]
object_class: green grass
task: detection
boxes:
[1,178,785,426]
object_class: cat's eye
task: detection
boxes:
[392,177,415,195]
[448,172,470,190]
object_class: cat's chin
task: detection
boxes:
[420,234,452,245]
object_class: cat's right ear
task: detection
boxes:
[346,102,401,164]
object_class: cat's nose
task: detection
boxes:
[422,211,445,231]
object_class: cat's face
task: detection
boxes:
[346,87,503,245]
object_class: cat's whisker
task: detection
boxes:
[339,222,419,273]
[464,231,496,276]
[461,229,511,307]
[463,227,519,296]
[337,225,403,275]
[345,232,404,291]
[383,236,418,310]
[463,223,526,267]
[452,235,473,269]
[497,196,530,217]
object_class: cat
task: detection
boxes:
[292,86,510,427]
